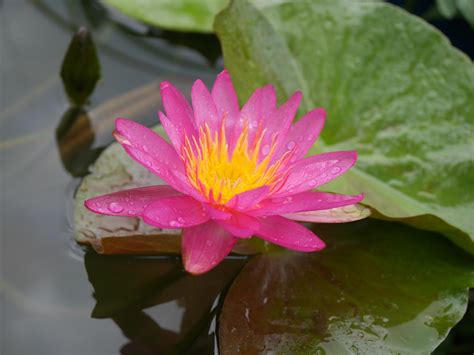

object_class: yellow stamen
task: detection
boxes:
[182,120,289,204]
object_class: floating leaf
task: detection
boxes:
[215,0,474,253]
[219,220,474,354]
[60,27,101,106]
[104,0,229,33]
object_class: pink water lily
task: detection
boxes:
[85,70,366,274]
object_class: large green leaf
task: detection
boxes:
[219,220,474,354]
[103,0,229,33]
[215,0,474,253]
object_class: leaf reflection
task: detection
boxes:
[84,252,246,353]
[56,107,104,177]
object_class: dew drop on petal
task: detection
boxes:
[286,141,296,150]
[262,145,271,156]
[308,180,317,187]
[331,166,341,174]
[177,217,185,223]
[108,202,124,213]
[169,220,179,227]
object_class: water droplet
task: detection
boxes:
[286,141,296,150]
[177,217,185,223]
[308,180,317,187]
[261,145,270,156]
[108,202,124,213]
[358,332,365,338]
[331,166,341,174]
[245,308,250,322]
[169,220,179,227]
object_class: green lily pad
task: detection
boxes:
[104,0,229,33]
[215,0,474,253]
[219,220,474,354]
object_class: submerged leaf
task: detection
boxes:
[219,220,474,354]
[215,0,474,253]
[60,27,101,106]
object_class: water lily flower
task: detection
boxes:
[85,70,366,274]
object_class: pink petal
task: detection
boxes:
[261,91,302,162]
[251,192,364,216]
[284,204,371,223]
[143,196,209,229]
[182,221,237,275]
[256,216,325,251]
[115,118,184,172]
[237,85,277,149]
[211,70,240,139]
[226,185,270,210]
[84,185,182,217]
[203,203,233,220]
[275,151,357,196]
[192,80,220,132]
[160,81,197,149]
[122,145,200,200]
[158,111,184,152]
[274,108,325,162]
[217,211,260,238]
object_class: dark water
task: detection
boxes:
[0,1,237,354]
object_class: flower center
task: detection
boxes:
[182,120,289,204]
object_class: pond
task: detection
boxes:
[1,1,473,354]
